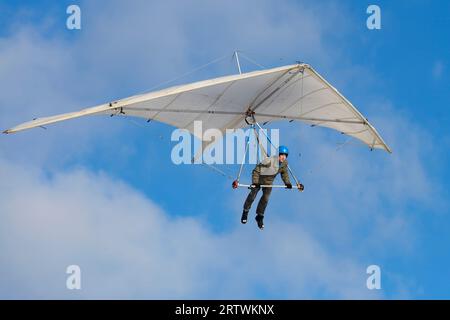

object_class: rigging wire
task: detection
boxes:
[135,53,233,96]
[124,50,302,184]
[238,51,266,69]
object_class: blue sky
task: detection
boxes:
[0,0,449,299]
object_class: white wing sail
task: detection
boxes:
[3,63,391,153]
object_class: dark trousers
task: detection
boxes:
[243,186,273,216]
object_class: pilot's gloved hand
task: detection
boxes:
[285,183,292,189]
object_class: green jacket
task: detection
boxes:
[252,155,291,185]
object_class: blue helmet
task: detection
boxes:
[278,145,289,156]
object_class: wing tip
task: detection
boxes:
[3,129,11,134]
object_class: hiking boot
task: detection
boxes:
[255,214,264,230]
[241,210,249,224]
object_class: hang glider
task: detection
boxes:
[3,63,391,153]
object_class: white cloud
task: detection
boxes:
[0,157,381,299]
